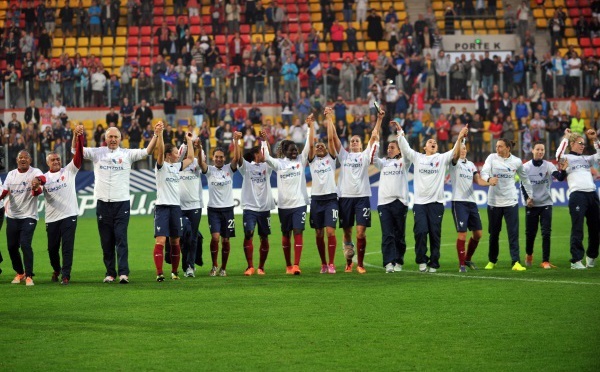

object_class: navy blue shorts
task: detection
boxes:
[243,210,271,236]
[207,207,236,238]
[451,201,483,232]
[310,197,339,229]
[278,206,307,233]
[154,205,183,237]
[339,197,371,228]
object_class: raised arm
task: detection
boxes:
[145,121,162,155]
[555,128,571,160]
[372,108,385,138]
[452,125,469,164]
[326,107,342,154]
[394,121,416,163]
[260,130,280,170]
[308,113,316,161]
[73,124,84,169]
[231,131,242,171]
[155,122,165,167]
[181,132,195,170]
[198,141,208,173]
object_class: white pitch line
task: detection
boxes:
[355,257,600,286]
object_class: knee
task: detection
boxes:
[155,236,167,246]
[315,229,324,238]
[244,231,254,241]
[326,227,336,238]
[292,229,303,236]
[472,230,483,241]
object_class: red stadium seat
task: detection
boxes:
[190,25,201,35]
[140,46,151,56]
[240,24,250,34]
[354,52,365,60]
[593,38,600,47]
[367,52,378,61]
[128,36,139,46]
[299,13,310,22]
[580,38,591,47]
[127,47,139,57]
[215,35,226,45]
[582,8,592,17]
[579,0,590,6]
[583,48,595,57]
[190,16,201,25]
[566,0,577,7]
[139,57,151,67]
[140,36,152,45]
[300,23,311,32]
[569,8,580,17]
[129,26,139,36]
[288,23,299,33]
[140,26,152,36]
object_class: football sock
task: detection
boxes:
[357,237,366,267]
[221,241,231,270]
[466,237,479,261]
[456,239,466,266]
[170,244,181,273]
[316,235,327,265]
[327,235,337,265]
[153,244,164,275]
[282,236,292,266]
[259,239,269,269]
[244,239,254,268]
[294,233,303,266]
[210,239,219,267]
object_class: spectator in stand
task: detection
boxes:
[296,91,312,125]
[345,22,358,53]
[350,114,368,143]
[567,52,582,97]
[271,2,285,34]
[248,103,263,125]
[88,0,102,36]
[470,113,485,162]
[367,8,384,41]
[331,19,345,53]
[120,97,134,131]
[192,93,206,128]
[322,5,336,42]
[334,96,348,127]
[435,114,451,153]
[106,106,119,127]
[225,0,241,34]
[281,57,299,100]
[516,1,530,45]
[102,0,120,37]
[76,1,90,37]
[515,95,530,124]
[444,6,456,35]
[160,91,180,127]
[206,91,220,127]
[91,67,107,107]
[234,104,247,129]
[25,100,40,128]
[60,2,75,37]
[135,99,153,129]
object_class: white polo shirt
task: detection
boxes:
[2,167,44,220]
[43,161,79,223]
[83,146,148,202]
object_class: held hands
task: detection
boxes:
[458,125,469,140]
[377,109,386,121]
[488,177,498,186]
[31,177,40,190]
[392,121,404,136]
[75,124,84,136]
[586,128,597,142]
[564,128,572,138]
[306,114,314,127]
[259,130,267,141]
[324,107,333,118]
[526,198,534,208]
[558,158,569,171]
[154,121,164,135]
[233,131,243,141]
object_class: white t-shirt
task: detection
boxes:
[83,147,148,202]
[204,164,235,208]
[239,159,275,212]
[398,135,454,204]
[373,154,411,206]
[2,167,43,220]
[337,146,374,198]
[262,142,309,209]
[567,58,582,77]
[155,161,182,206]
[523,160,557,207]
[179,158,204,211]
[309,153,337,197]
[450,159,478,203]
[43,162,79,223]
[480,153,533,207]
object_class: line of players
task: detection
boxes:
[1,107,598,285]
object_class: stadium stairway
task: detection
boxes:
[404,0,427,20]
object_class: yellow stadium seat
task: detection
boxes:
[97,119,107,129]
[77,47,89,57]
[113,57,125,67]
[64,47,76,56]
[377,41,387,50]
[488,29,500,35]
[365,41,377,50]
[83,119,95,130]
[536,19,548,29]
[485,19,497,29]
[115,37,127,46]
[65,37,77,47]
[533,9,544,19]
[310,13,321,22]
[462,20,473,30]
[78,37,89,47]
[264,33,275,42]
[102,37,114,47]
[102,48,113,57]
[496,10,504,17]
[437,20,445,30]
[52,49,63,58]
[89,47,101,56]
[463,30,475,35]
[474,20,484,30]
[90,37,102,47]
[394,2,406,11]
[397,11,407,21]
[114,47,127,57]
[544,9,555,18]
[497,20,506,29]
[565,28,576,37]
[54,38,65,48]
[567,38,579,46]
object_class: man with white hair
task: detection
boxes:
[35,126,85,285]
[78,124,161,283]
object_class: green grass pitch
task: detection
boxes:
[0,206,599,371]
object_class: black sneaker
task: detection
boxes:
[61,278,70,285]
[51,271,60,282]
[156,274,165,282]
[465,261,478,270]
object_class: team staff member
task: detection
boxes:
[199,136,241,277]
[372,122,412,273]
[153,124,195,282]
[237,133,276,276]
[261,121,310,275]
[35,126,85,285]
[0,180,5,275]
[0,151,44,286]
[309,109,339,274]
[521,141,568,269]
[178,140,206,278]
[80,125,160,284]
[480,138,533,271]
[555,128,600,269]
[450,141,490,272]
[397,124,468,273]
[330,110,383,274]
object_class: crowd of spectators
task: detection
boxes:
[1,0,600,172]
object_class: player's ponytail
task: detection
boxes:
[244,146,261,163]
[498,138,514,149]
